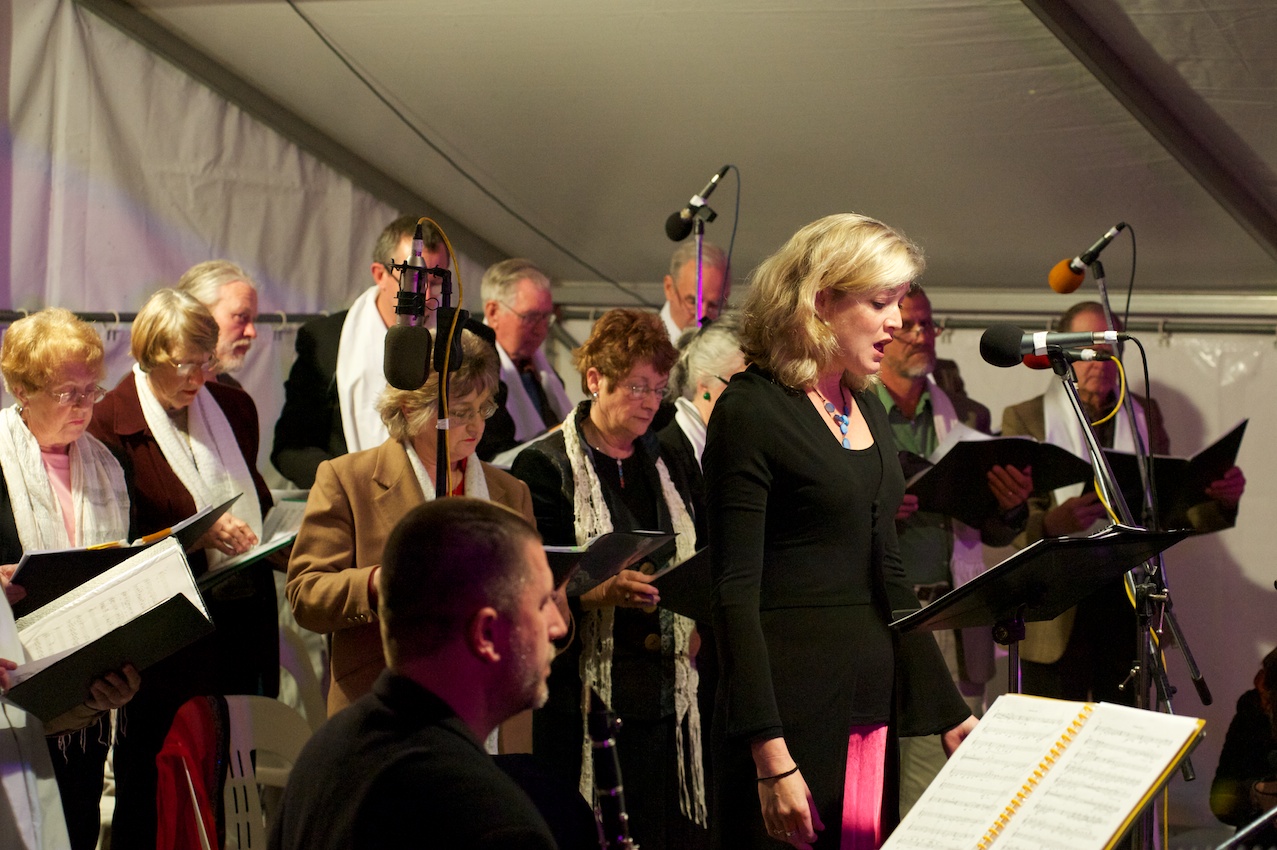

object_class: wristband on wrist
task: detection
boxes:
[757,765,799,783]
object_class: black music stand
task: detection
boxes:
[890,524,1192,695]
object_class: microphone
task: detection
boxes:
[383,223,434,390]
[1048,222,1128,294]
[1022,350,1113,370]
[979,322,1126,368]
[665,165,729,242]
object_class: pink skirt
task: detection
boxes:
[841,723,888,850]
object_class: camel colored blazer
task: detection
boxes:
[286,438,534,715]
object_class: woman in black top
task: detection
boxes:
[703,214,976,850]
[511,308,706,850]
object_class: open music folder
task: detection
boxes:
[882,692,1203,850]
[5,538,214,723]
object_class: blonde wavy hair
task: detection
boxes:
[739,213,924,392]
[1,308,106,395]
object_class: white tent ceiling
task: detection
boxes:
[84,0,1277,314]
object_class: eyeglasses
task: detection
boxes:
[680,294,726,314]
[896,319,937,339]
[618,383,668,400]
[171,357,219,377]
[500,302,556,328]
[46,386,106,407]
[447,400,499,424]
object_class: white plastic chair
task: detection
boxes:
[277,626,326,732]
[220,695,312,849]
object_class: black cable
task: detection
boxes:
[1121,222,1137,331]
[723,165,741,280]
[284,0,654,307]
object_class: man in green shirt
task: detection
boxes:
[876,287,1033,814]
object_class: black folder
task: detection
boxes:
[10,495,239,617]
[1101,419,1246,525]
[6,594,214,723]
[546,531,676,597]
[649,548,710,622]
[905,437,1093,528]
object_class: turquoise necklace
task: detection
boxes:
[819,385,852,449]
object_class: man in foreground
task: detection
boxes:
[269,498,568,849]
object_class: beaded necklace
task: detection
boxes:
[819,384,852,449]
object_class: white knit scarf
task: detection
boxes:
[0,404,129,550]
[132,365,262,566]
[562,403,705,824]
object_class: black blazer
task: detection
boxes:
[271,310,512,486]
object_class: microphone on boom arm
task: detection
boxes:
[1047,222,1127,294]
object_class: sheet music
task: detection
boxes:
[884,694,1084,849]
[883,694,1202,850]
[13,539,205,664]
[994,703,1202,848]
[214,498,307,570]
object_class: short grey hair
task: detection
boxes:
[669,314,743,401]
[668,240,728,280]
[480,258,551,306]
[175,260,256,309]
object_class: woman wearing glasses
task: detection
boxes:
[90,287,277,847]
[288,328,534,721]
[0,308,141,850]
[510,308,707,850]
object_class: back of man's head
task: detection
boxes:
[379,498,539,667]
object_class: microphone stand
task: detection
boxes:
[1090,258,1211,754]
[689,206,716,329]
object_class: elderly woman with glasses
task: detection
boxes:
[89,287,277,848]
[510,308,707,850]
[0,308,141,850]
[288,328,534,722]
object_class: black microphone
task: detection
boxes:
[665,165,729,242]
[979,322,1126,368]
[1048,222,1127,294]
[383,223,434,389]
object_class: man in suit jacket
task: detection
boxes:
[1001,300,1245,701]
[875,287,1032,813]
[477,258,573,461]
[272,216,510,486]
[269,498,566,850]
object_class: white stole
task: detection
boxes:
[0,601,72,850]
[494,342,573,443]
[403,440,490,503]
[926,381,985,589]
[336,286,390,453]
[671,397,707,469]
[132,365,262,565]
[0,405,129,550]
[1041,378,1147,534]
